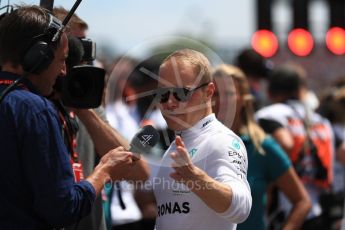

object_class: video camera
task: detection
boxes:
[55,36,105,109]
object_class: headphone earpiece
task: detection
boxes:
[22,41,55,74]
[22,13,63,74]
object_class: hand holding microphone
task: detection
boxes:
[106,125,160,210]
[98,146,133,182]
[99,125,160,181]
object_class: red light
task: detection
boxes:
[251,29,279,58]
[288,28,314,56]
[326,27,345,55]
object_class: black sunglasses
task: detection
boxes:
[156,82,209,103]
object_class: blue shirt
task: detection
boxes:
[237,135,291,230]
[0,71,96,229]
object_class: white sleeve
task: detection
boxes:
[205,133,252,223]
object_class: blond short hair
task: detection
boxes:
[160,49,212,84]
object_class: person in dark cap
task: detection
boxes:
[235,48,274,110]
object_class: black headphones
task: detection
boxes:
[22,13,64,74]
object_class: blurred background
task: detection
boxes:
[4,0,345,94]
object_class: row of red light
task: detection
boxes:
[251,27,345,58]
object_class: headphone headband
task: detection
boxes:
[22,13,64,74]
[37,13,63,47]
[48,13,64,43]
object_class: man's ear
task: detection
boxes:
[206,82,215,99]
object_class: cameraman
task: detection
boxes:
[0,5,138,229]
[52,7,150,230]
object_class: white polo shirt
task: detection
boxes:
[153,114,252,230]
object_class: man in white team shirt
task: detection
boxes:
[153,49,252,230]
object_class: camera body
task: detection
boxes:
[54,36,105,109]
[60,65,105,108]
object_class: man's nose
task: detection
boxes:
[165,92,179,109]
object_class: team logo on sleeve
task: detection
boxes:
[231,139,241,150]
[228,148,247,177]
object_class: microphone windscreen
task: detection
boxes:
[129,125,160,155]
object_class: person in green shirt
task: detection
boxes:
[212,64,311,230]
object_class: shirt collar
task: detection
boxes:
[175,113,216,139]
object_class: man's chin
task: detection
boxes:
[42,88,54,97]
[165,118,190,131]
[167,124,184,132]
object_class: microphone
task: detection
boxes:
[116,125,159,210]
[129,125,160,157]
